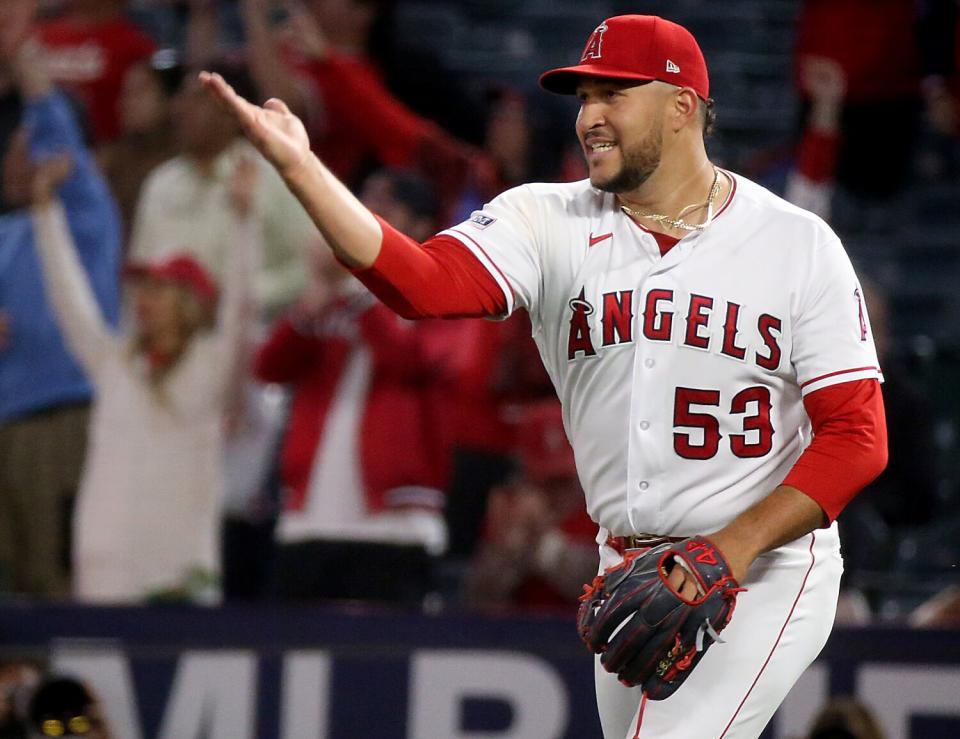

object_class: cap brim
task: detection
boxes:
[538,64,657,94]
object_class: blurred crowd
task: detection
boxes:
[0,0,957,633]
[0,0,597,614]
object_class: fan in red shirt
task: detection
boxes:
[789,0,957,210]
[39,0,156,143]
[254,168,458,603]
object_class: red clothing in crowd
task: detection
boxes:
[254,295,449,516]
[292,51,478,210]
[40,15,156,142]
[294,52,427,181]
[428,314,551,457]
[795,0,921,103]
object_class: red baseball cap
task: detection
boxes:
[123,253,219,305]
[539,15,709,100]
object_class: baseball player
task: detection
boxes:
[201,13,887,739]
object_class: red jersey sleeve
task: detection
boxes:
[347,216,509,319]
[782,378,888,522]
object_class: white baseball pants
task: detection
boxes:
[594,524,843,739]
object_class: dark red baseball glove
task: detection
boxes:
[576,536,744,700]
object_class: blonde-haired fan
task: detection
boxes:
[31,155,257,603]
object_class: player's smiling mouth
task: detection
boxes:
[584,138,618,159]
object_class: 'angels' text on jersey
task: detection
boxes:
[565,286,783,371]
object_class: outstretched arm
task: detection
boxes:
[30,158,117,380]
[199,72,508,319]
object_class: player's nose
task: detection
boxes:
[576,102,607,135]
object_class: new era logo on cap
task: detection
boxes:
[666,59,681,73]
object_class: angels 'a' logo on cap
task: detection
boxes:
[581,22,608,61]
[666,59,681,74]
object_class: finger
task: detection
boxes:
[200,71,267,140]
[666,565,686,592]
[666,566,699,602]
[200,72,254,119]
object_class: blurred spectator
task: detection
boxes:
[917,0,959,139]
[784,55,845,221]
[451,88,533,222]
[27,675,112,739]
[96,49,182,242]
[254,168,454,604]
[464,400,597,610]
[442,312,555,561]
[790,0,960,216]
[0,13,121,598]
[805,697,887,739]
[129,60,313,320]
[236,0,483,210]
[255,250,449,603]
[0,661,41,739]
[30,153,256,603]
[423,88,560,557]
[38,0,157,144]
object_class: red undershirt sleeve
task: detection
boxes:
[346,215,509,320]
[782,378,888,523]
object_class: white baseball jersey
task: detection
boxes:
[440,171,877,737]
[440,171,881,539]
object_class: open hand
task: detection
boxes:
[800,56,846,106]
[199,71,312,180]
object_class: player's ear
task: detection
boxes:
[670,87,700,133]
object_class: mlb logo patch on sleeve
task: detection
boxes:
[470,213,497,229]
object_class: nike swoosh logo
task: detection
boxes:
[589,232,613,247]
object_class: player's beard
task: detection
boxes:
[591,124,663,194]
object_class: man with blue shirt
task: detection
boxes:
[0,8,121,597]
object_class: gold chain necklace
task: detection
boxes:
[619,168,722,233]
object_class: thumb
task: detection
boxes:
[264,98,292,115]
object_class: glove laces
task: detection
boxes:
[695,618,725,652]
